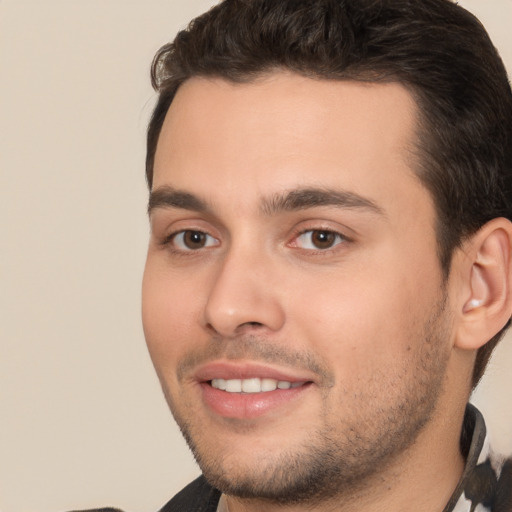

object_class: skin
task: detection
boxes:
[142,73,472,512]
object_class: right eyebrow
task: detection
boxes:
[260,187,385,217]
[147,186,211,216]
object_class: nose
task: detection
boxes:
[203,247,286,338]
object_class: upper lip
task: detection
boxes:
[193,361,317,383]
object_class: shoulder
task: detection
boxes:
[159,475,221,512]
[465,455,512,512]
[462,405,512,511]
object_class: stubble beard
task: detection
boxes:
[161,295,452,506]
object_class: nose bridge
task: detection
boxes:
[203,239,285,337]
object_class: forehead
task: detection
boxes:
[153,72,428,220]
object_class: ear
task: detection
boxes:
[454,218,512,350]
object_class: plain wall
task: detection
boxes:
[0,1,510,511]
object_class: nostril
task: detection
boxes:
[205,320,266,339]
[236,321,265,333]
[205,323,219,335]
[203,289,286,336]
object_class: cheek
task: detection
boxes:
[288,258,440,378]
[141,262,205,368]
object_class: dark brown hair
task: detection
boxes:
[146,0,512,388]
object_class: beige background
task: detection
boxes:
[0,1,511,511]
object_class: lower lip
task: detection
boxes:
[200,382,312,419]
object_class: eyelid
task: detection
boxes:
[163,229,220,251]
[150,213,220,243]
[178,231,219,250]
[288,225,352,252]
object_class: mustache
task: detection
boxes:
[176,335,334,386]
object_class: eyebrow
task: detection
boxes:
[148,185,384,217]
[148,186,211,215]
[260,187,384,216]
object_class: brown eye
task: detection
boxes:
[172,230,218,251]
[295,229,344,250]
[311,231,336,249]
[183,231,207,249]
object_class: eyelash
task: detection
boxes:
[289,228,350,253]
[161,229,219,253]
[160,227,350,256]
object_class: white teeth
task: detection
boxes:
[211,378,227,390]
[241,378,261,393]
[225,379,242,392]
[211,378,304,393]
[261,378,278,392]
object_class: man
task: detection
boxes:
[140,0,512,511]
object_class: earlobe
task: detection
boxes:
[455,218,512,351]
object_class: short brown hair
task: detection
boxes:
[146,0,512,388]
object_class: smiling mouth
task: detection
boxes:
[210,377,309,393]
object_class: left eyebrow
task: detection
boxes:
[147,186,212,216]
[261,187,385,216]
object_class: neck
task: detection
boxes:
[224,402,467,512]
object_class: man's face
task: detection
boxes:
[142,73,454,503]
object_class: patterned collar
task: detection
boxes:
[445,404,512,512]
